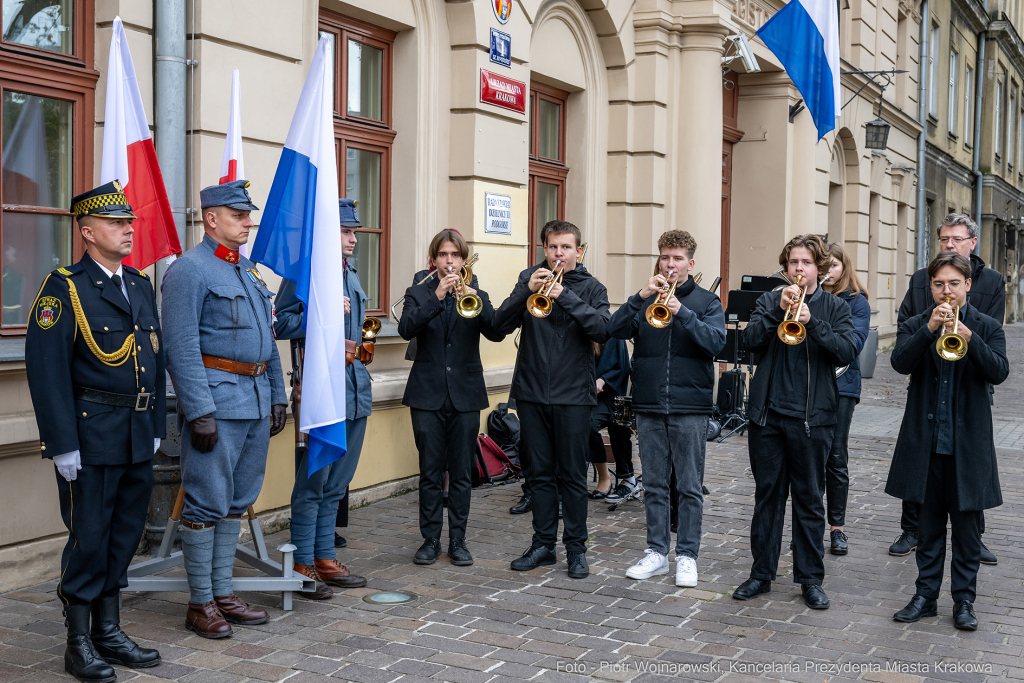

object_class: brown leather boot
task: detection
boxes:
[293,564,334,600]
[213,595,268,625]
[314,558,367,588]
[185,602,232,639]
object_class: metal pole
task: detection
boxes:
[153,0,188,304]
[972,1,988,257]
[916,0,930,271]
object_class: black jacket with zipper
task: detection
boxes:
[607,275,726,414]
[741,287,859,429]
[492,263,610,406]
[898,253,1005,326]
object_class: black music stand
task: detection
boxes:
[715,289,761,442]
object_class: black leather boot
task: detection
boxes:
[64,604,116,683]
[91,596,161,668]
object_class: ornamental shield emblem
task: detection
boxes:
[36,297,61,329]
[493,0,511,24]
[150,331,160,354]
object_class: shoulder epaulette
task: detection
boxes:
[124,265,150,280]
[52,264,83,281]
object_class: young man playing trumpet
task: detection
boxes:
[608,230,726,586]
[398,229,505,565]
[887,252,1007,631]
[493,220,610,579]
[734,234,858,609]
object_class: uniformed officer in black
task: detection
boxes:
[26,181,164,682]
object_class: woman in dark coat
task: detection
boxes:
[886,252,1008,631]
[821,243,871,556]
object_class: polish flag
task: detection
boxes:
[100,16,181,270]
[219,68,248,256]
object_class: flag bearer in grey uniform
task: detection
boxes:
[161,180,288,638]
[274,198,370,598]
[26,181,163,683]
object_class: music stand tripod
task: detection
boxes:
[715,290,760,443]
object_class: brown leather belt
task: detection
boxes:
[345,339,374,366]
[202,354,268,377]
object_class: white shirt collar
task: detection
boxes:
[90,253,124,280]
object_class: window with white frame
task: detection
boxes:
[965,65,974,146]
[995,79,1003,157]
[948,49,958,134]
[929,25,940,116]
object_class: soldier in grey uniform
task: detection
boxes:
[161,180,288,638]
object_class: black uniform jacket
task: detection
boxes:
[898,254,1005,326]
[398,272,506,411]
[885,305,1008,509]
[608,276,726,415]
[492,263,610,406]
[25,253,166,465]
[741,288,858,428]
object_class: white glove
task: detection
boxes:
[54,451,81,482]
[154,438,161,455]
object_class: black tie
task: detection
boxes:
[111,274,128,303]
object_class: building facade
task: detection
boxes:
[0,0,925,590]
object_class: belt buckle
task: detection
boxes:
[135,393,151,411]
[251,363,264,377]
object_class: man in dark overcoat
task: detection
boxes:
[887,252,1008,631]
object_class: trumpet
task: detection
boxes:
[361,317,382,339]
[527,260,563,318]
[645,270,678,328]
[389,254,480,323]
[450,264,483,319]
[935,297,968,361]
[777,274,808,345]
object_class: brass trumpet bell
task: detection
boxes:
[645,270,678,328]
[776,274,807,345]
[528,260,564,318]
[453,260,483,319]
[935,298,967,361]
[362,317,382,340]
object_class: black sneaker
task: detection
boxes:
[979,541,997,565]
[829,529,848,556]
[448,538,474,566]
[567,551,589,579]
[414,538,441,565]
[511,544,556,571]
[605,480,636,502]
[888,531,918,556]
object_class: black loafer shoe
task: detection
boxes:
[953,600,978,631]
[979,541,997,565]
[509,495,532,515]
[334,533,347,548]
[801,584,830,610]
[567,551,589,579]
[448,538,474,566]
[414,538,441,565]
[893,594,938,623]
[888,531,918,556]
[511,544,556,571]
[733,578,771,600]
[830,529,848,556]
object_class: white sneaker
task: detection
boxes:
[625,549,669,580]
[675,556,698,587]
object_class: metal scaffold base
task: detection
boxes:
[126,490,314,611]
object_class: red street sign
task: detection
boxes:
[480,69,526,113]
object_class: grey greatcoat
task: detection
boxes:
[885,304,1008,510]
[162,234,287,422]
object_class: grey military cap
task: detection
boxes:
[200,179,260,211]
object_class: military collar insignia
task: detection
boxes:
[214,243,241,264]
[35,296,61,329]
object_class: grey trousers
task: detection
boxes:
[636,413,708,559]
[180,417,270,524]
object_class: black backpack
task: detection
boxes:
[486,402,520,467]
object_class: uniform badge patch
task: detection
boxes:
[246,268,266,287]
[36,297,61,329]
[150,331,160,354]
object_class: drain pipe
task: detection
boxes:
[153,0,188,304]
[916,0,930,270]
[972,1,988,257]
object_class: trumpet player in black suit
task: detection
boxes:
[398,229,505,566]
[888,252,1008,631]
[733,234,858,610]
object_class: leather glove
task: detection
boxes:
[189,414,219,453]
[270,404,288,437]
[54,451,81,482]
[154,438,161,455]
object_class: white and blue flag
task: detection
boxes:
[756,0,841,138]
[251,36,347,476]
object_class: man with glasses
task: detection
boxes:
[887,252,1007,630]
[891,215,1005,563]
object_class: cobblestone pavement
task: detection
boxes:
[2,326,1022,683]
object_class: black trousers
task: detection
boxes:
[56,460,153,606]
[825,396,856,527]
[335,489,348,528]
[586,392,634,475]
[411,394,478,539]
[903,493,986,536]
[518,401,591,553]
[747,411,833,586]
[916,451,982,602]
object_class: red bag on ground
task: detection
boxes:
[473,434,520,486]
